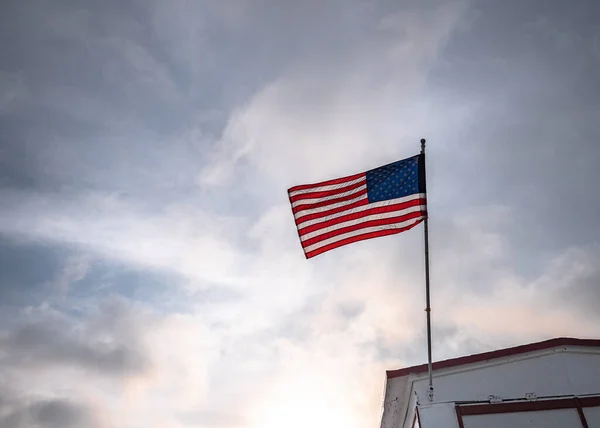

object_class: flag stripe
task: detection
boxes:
[289,153,426,258]
[291,188,367,213]
[289,177,367,203]
[294,197,371,225]
[296,194,426,230]
[293,193,369,218]
[301,210,426,248]
[288,172,364,194]
[303,218,424,258]
[290,183,367,208]
[299,203,426,240]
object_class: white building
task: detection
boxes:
[379,337,600,428]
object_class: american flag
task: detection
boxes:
[288,154,427,259]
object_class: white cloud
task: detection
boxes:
[49,254,92,294]
[432,211,600,346]
[1,298,221,428]
[0,190,246,288]
[4,2,600,428]
[3,193,600,427]
[199,2,467,190]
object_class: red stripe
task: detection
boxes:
[294,198,370,224]
[298,198,426,237]
[291,188,367,214]
[301,211,425,248]
[288,172,364,193]
[289,178,366,203]
[304,219,424,258]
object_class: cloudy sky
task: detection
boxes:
[1,0,600,427]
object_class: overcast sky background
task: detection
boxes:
[1,1,600,427]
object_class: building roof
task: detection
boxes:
[386,337,600,380]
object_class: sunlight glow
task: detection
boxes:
[251,375,358,428]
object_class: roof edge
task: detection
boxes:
[386,337,600,380]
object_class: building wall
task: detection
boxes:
[411,349,600,405]
[583,406,600,426]
[387,347,600,428]
[461,408,582,428]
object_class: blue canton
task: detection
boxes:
[366,155,421,203]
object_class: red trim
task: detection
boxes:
[575,398,590,428]
[387,338,600,379]
[455,405,465,428]
[580,396,600,407]
[459,399,580,415]
[455,397,600,428]
[410,406,422,428]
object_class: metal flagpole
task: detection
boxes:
[421,138,434,402]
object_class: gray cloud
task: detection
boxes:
[0,298,150,377]
[426,0,600,258]
[0,238,66,306]
[0,387,102,428]
[374,323,493,368]
[3,320,145,376]
[1,0,600,427]
[50,254,91,294]
[535,244,600,320]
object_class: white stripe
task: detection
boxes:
[303,217,425,254]
[300,204,426,242]
[294,194,368,219]
[288,175,366,197]
[291,184,367,208]
[296,193,426,228]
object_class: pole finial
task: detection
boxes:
[420,138,426,146]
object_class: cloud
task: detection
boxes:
[199,1,467,190]
[0,298,150,377]
[0,71,27,114]
[0,295,223,428]
[50,254,91,294]
[531,243,600,320]
[0,390,104,428]
[433,218,600,344]
[0,190,246,287]
[2,1,600,428]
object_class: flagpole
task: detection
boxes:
[421,138,434,402]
